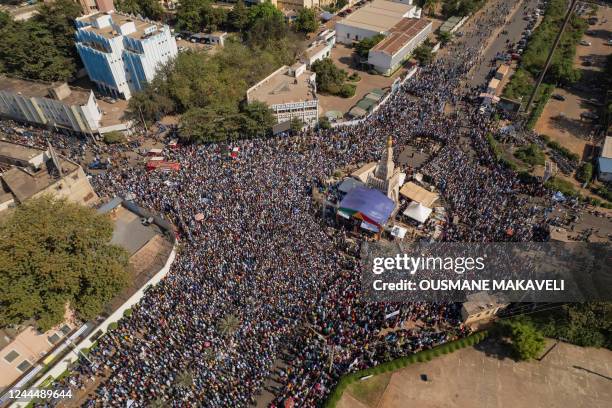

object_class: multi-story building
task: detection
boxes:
[0,76,102,135]
[75,11,178,100]
[246,63,319,127]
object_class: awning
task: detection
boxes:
[403,201,432,223]
[399,182,439,207]
[360,221,380,232]
[338,186,395,228]
[338,178,364,194]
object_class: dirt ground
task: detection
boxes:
[534,5,611,159]
[338,339,612,408]
[318,43,405,117]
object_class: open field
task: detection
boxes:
[338,339,612,408]
[534,4,611,158]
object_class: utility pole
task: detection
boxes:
[523,0,578,113]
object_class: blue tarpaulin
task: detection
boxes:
[338,187,395,228]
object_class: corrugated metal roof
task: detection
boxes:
[370,18,432,56]
[598,157,612,173]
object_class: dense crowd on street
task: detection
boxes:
[1,0,580,406]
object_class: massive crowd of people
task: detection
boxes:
[2,0,581,406]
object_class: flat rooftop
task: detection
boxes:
[109,206,161,256]
[79,11,165,41]
[336,0,415,33]
[247,66,316,106]
[0,76,91,106]
[0,140,42,163]
[371,18,432,56]
[0,141,79,203]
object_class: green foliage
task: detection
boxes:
[244,1,287,47]
[131,39,296,141]
[594,185,612,202]
[520,304,611,349]
[348,72,361,82]
[545,177,578,197]
[485,132,502,159]
[575,162,593,184]
[339,83,356,98]
[175,0,228,33]
[0,197,130,331]
[497,320,545,360]
[504,0,587,103]
[502,68,533,101]
[290,117,304,134]
[413,41,434,65]
[294,7,319,33]
[107,322,119,331]
[115,0,164,21]
[514,143,545,166]
[228,0,249,32]
[354,34,385,59]
[123,308,133,317]
[526,84,553,129]
[441,0,485,18]
[318,116,332,130]
[311,58,354,98]
[0,0,82,81]
[103,131,127,145]
[437,30,453,45]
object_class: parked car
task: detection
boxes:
[580,40,591,46]
[551,94,565,101]
[580,111,598,120]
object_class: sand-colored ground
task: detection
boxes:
[534,5,611,158]
[339,339,612,408]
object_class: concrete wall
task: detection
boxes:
[335,22,380,44]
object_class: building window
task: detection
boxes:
[48,333,61,345]
[16,360,32,372]
[4,350,19,363]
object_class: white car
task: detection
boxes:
[580,40,591,46]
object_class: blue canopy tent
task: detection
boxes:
[338,187,395,232]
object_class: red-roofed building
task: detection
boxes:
[368,18,432,75]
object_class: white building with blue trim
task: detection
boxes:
[75,11,177,100]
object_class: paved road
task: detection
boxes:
[466,0,541,87]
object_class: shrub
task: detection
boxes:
[339,83,356,98]
[514,143,545,166]
[123,308,133,317]
[103,131,127,144]
[575,162,593,184]
[107,322,119,331]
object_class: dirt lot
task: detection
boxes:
[318,43,404,117]
[338,339,612,408]
[534,5,611,159]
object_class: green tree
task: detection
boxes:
[354,34,385,59]
[245,2,287,46]
[294,8,319,34]
[290,117,304,133]
[423,0,439,16]
[575,162,593,184]
[217,314,241,338]
[240,101,275,137]
[0,197,130,332]
[438,30,453,45]
[311,58,349,96]
[179,105,242,143]
[413,41,434,65]
[498,320,545,361]
[228,0,249,32]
